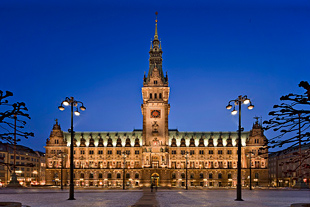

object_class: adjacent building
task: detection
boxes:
[0,142,46,186]
[269,143,310,187]
[45,18,269,188]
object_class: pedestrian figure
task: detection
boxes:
[151,183,154,192]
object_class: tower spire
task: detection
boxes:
[154,11,158,39]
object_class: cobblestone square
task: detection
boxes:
[0,188,309,207]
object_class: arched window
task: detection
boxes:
[255,173,259,179]
[150,93,152,99]
[181,173,185,179]
[107,138,113,147]
[190,174,194,179]
[154,80,158,84]
[98,137,104,147]
[228,173,232,179]
[154,93,157,99]
[135,173,139,179]
[125,138,131,147]
[208,138,214,147]
[126,173,130,179]
[89,173,94,179]
[189,137,195,147]
[199,173,204,179]
[80,173,84,179]
[99,173,103,179]
[198,137,205,147]
[80,137,86,147]
[116,138,122,147]
[107,173,112,179]
[134,138,140,147]
[171,138,177,147]
[117,173,121,179]
[218,173,222,179]
[209,173,213,179]
[159,93,162,99]
[180,138,186,147]
[226,137,233,147]
[89,137,95,147]
[217,137,223,147]
[171,173,176,179]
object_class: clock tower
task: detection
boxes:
[141,15,170,153]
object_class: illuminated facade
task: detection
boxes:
[45,19,269,188]
[0,143,45,186]
[269,144,310,187]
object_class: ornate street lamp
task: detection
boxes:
[185,151,189,190]
[122,152,127,190]
[226,95,254,201]
[58,97,86,200]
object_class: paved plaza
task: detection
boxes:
[0,188,309,207]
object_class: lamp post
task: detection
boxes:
[246,150,254,190]
[226,95,254,201]
[58,151,66,190]
[122,152,127,190]
[58,97,86,200]
[185,151,189,190]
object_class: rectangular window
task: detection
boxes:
[117,150,121,155]
[171,150,177,154]
[89,150,94,155]
[135,150,139,155]
[181,150,185,155]
[21,157,25,160]
[218,150,223,154]
[209,150,213,154]
[98,150,103,155]
[199,150,204,155]
[126,150,131,155]
[107,150,112,155]
[227,150,232,154]
[190,150,195,155]
[80,150,85,154]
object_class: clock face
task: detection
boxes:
[151,110,161,118]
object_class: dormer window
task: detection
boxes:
[154,80,158,84]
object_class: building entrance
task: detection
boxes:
[151,173,160,187]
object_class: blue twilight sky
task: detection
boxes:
[0,0,309,152]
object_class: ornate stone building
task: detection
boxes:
[45,18,269,188]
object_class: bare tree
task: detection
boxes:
[263,81,310,149]
[0,90,34,144]
[264,81,310,185]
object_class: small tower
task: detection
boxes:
[46,119,66,147]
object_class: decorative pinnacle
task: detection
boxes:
[154,11,158,39]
